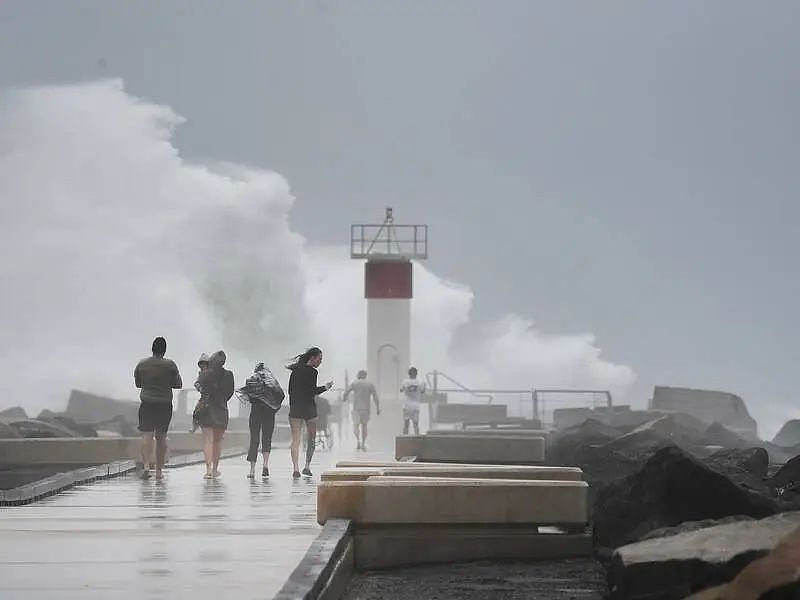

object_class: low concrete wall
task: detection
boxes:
[317,478,588,526]
[273,519,354,600]
[355,527,591,570]
[0,427,285,465]
[395,434,546,463]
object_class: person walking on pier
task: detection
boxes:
[134,336,183,481]
[238,362,284,479]
[190,353,210,433]
[400,366,426,435]
[197,350,234,479]
[287,347,333,479]
[344,370,380,450]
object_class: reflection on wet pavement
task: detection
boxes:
[0,444,388,600]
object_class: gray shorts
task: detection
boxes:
[353,409,371,425]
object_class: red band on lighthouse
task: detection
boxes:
[365,260,413,299]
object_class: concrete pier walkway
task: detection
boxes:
[0,443,388,600]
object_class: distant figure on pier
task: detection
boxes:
[197,350,234,479]
[133,336,183,481]
[400,366,426,435]
[237,362,284,479]
[344,370,380,450]
[287,347,333,479]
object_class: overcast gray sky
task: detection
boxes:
[1,1,798,434]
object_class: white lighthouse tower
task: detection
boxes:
[351,208,428,399]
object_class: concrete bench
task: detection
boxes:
[317,478,587,526]
[396,434,546,463]
[322,465,582,482]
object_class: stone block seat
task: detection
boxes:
[317,475,590,569]
[322,464,582,482]
[396,433,546,463]
[427,428,549,437]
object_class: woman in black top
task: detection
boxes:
[198,350,235,479]
[287,347,332,479]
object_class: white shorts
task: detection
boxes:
[403,407,420,422]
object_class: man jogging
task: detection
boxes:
[344,370,380,450]
[134,337,182,480]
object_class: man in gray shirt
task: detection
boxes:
[344,370,380,450]
[134,336,182,480]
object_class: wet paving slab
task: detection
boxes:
[0,442,390,600]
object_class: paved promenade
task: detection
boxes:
[0,441,388,600]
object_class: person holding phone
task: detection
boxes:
[287,347,332,479]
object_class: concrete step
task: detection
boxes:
[354,526,592,569]
[396,434,546,463]
[317,478,588,526]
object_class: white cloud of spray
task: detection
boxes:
[0,80,635,419]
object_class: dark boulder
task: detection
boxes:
[0,421,20,438]
[545,418,621,465]
[702,422,749,449]
[704,447,769,479]
[9,419,82,438]
[608,511,800,600]
[769,454,800,491]
[0,406,28,421]
[35,410,97,437]
[593,445,780,550]
[773,420,800,448]
[94,415,138,437]
[52,415,97,437]
[686,520,800,599]
[637,515,754,542]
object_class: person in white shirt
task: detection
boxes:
[399,366,426,435]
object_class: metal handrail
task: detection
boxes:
[425,370,494,403]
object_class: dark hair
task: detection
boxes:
[152,337,167,356]
[357,370,367,379]
[287,347,322,370]
[408,366,418,377]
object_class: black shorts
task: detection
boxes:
[288,401,317,421]
[138,402,173,434]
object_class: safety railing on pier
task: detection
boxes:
[423,370,613,426]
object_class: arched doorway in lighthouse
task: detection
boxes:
[376,343,400,400]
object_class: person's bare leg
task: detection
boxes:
[202,428,214,477]
[290,419,303,474]
[262,451,270,473]
[353,419,361,447]
[212,428,224,475]
[140,433,154,478]
[361,422,368,448]
[413,418,420,435]
[304,420,317,471]
[154,433,168,479]
[403,419,410,435]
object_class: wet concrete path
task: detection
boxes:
[0,441,389,600]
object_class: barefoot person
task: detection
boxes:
[133,337,182,480]
[238,362,284,479]
[287,347,332,479]
[344,370,380,450]
[198,350,234,479]
[400,366,426,435]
